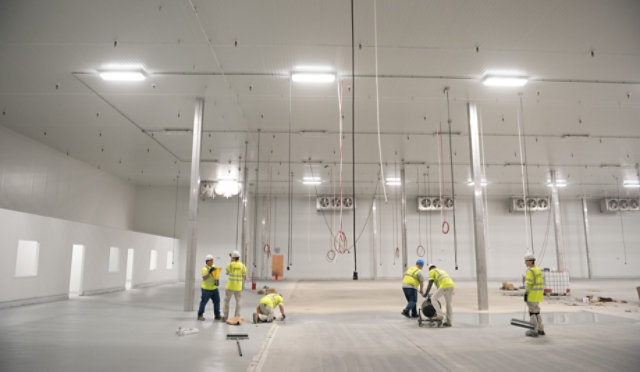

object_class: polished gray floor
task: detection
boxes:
[1,280,639,372]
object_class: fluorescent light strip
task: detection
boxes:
[385,177,401,186]
[546,180,567,188]
[482,75,528,87]
[291,72,335,83]
[466,179,488,186]
[99,71,146,81]
[623,180,640,188]
[302,177,322,185]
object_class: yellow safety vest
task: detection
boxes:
[201,265,220,290]
[429,269,455,288]
[259,294,283,308]
[402,266,422,287]
[225,261,247,291]
[525,266,544,302]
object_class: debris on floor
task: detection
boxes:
[500,282,520,291]
[226,316,244,325]
[257,286,278,295]
[176,327,199,336]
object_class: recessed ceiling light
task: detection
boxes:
[546,180,567,188]
[99,70,146,82]
[623,180,640,188]
[302,176,322,185]
[385,177,401,186]
[291,72,335,83]
[482,75,528,87]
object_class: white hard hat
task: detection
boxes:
[524,254,536,261]
[205,254,214,261]
[231,250,241,258]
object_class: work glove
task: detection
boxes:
[214,280,219,286]
[281,314,286,321]
[208,267,215,274]
[523,293,527,302]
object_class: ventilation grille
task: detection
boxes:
[509,197,550,212]
[417,196,454,211]
[316,196,354,211]
[199,181,215,201]
[600,198,640,213]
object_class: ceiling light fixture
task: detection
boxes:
[291,72,335,83]
[466,178,488,186]
[482,75,528,87]
[99,70,146,82]
[302,176,322,185]
[546,180,567,188]
[623,180,640,188]
[214,180,241,198]
[385,177,401,186]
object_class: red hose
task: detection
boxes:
[417,245,425,257]
[442,221,450,234]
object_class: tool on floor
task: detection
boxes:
[417,294,442,328]
[176,327,199,336]
[227,333,249,357]
[510,318,534,330]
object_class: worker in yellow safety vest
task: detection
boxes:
[197,254,222,321]
[253,293,285,323]
[524,254,545,337]
[424,265,455,327]
[401,259,425,318]
[223,250,247,320]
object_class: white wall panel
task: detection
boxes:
[0,208,179,305]
[0,125,135,229]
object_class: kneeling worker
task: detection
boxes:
[424,264,455,327]
[253,293,285,323]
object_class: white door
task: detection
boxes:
[69,244,85,296]
[125,248,134,290]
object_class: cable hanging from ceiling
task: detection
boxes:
[393,159,400,265]
[416,167,425,257]
[372,0,388,203]
[287,77,293,270]
[444,88,459,270]
[334,79,348,256]
[516,93,535,255]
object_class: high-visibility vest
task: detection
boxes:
[259,294,283,308]
[525,266,544,302]
[429,269,455,288]
[201,265,221,290]
[225,261,246,291]
[402,266,422,287]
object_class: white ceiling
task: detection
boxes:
[1,0,639,199]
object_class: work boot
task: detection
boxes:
[197,316,205,321]
[442,322,451,327]
[214,316,223,321]
[252,313,259,324]
[538,330,546,336]
[411,314,419,318]
[525,330,538,337]
[401,310,410,318]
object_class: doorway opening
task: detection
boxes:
[125,248,134,290]
[69,244,85,297]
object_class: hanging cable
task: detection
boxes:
[516,93,535,254]
[444,88,458,269]
[438,120,449,235]
[351,0,358,280]
[372,0,388,202]
[287,77,293,270]
[307,188,311,262]
[616,179,628,264]
[334,80,348,255]
[263,163,272,261]
[424,170,432,263]
[416,167,425,257]
[393,159,400,264]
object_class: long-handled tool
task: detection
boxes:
[227,334,249,357]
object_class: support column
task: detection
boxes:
[467,103,489,310]
[400,161,408,272]
[183,98,204,311]
[581,198,592,279]
[372,198,378,279]
[241,141,249,267]
[550,170,566,272]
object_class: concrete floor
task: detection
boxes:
[0,279,638,372]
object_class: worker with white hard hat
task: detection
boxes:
[524,253,545,337]
[253,292,285,323]
[223,250,247,320]
[197,254,222,321]
[401,259,425,318]
[424,264,455,327]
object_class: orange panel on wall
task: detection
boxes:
[272,254,284,280]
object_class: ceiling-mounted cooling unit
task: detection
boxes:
[316,196,354,211]
[600,198,640,213]
[509,197,550,213]
[199,181,215,200]
[417,196,454,211]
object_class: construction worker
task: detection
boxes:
[401,259,425,318]
[253,293,285,323]
[524,254,545,337]
[424,264,455,327]
[223,250,247,320]
[197,254,222,321]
